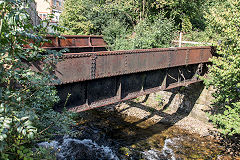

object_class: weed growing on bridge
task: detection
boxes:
[0,0,75,159]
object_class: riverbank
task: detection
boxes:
[40,83,239,159]
[82,82,239,159]
[75,102,231,159]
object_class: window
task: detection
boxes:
[38,13,48,20]
[43,14,47,20]
[53,0,56,6]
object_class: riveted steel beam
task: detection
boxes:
[51,46,214,112]
[50,46,213,85]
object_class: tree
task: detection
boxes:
[108,15,175,50]
[0,0,75,159]
[60,0,135,35]
[60,0,94,35]
[60,0,176,50]
[152,0,207,31]
[204,0,240,135]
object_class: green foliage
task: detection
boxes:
[132,16,175,49]
[153,0,207,30]
[61,0,176,50]
[209,102,240,135]
[183,30,213,44]
[203,0,240,135]
[60,0,205,50]
[33,147,57,160]
[181,15,192,33]
[0,0,75,159]
[102,19,130,49]
[107,15,175,50]
[60,0,134,35]
[60,0,93,34]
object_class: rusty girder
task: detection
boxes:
[24,35,108,52]
[48,46,215,112]
[42,35,107,49]
[51,46,213,85]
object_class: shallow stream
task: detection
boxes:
[38,106,235,160]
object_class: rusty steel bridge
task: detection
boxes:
[30,35,215,112]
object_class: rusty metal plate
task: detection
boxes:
[52,46,214,112]
[43,37,58,47]
[121,72,145,99]
[125,51,169,73]
[24,35,107,49]
[87,77,118,104]
[185,46,212,64]
[57,35,107,48]
[60,70,204,112]
[51,46,214,85]
[95,54,126,78]
[55,82,87,110]
[55,55,92,83]
[59,37,88,47]
[91,37,107,46]
[169,48,187,67]
[143,70,165,90]
[71,37,89,47]
[201,48,213,62]
[165,79,201,90]
[187,48,201,64]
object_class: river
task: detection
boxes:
[38,102,237,159]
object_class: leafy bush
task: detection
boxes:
[133,16,175,49]
[112,15,175,50]
[60,0,133,35]
[102,19,130,49]
[0,0,75,159]
[147,0,207,30]
[204,0,240,135]
[60,0,94,35]
[210,102,240,135]
[60,0,176,50]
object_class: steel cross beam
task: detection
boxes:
[37,46,215,112]
[24,35,108,53]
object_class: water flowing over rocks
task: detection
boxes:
[38,138,119,160]
[38,83,239,159]
[142,138,176,160]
